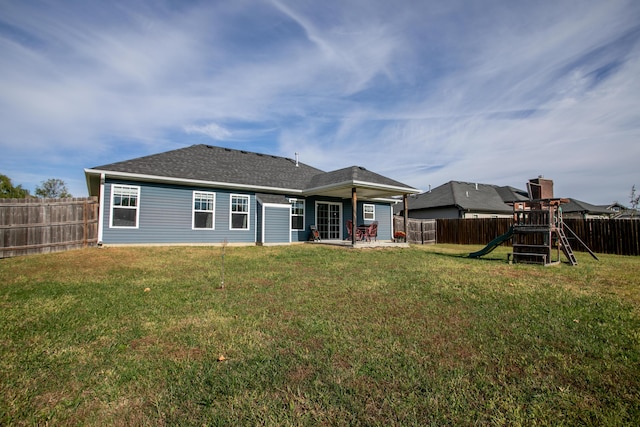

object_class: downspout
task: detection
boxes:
[261,203,266,245]
[97,173,105,245]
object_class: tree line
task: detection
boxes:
[1,174,72,199]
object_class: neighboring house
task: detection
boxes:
[84,144,419,246]
[603,202,639,219]
[395,181,529,219]
[561,199,612,219]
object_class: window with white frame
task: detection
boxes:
[290,199,304,230]
[193,191,215,229]
[363,204,375,221]
[111,185,140,228]
[230,194,249,229]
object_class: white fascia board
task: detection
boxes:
[303,179,421,195]
[371,197,405,203]
[84,168,304,195]
[352,180,421,194]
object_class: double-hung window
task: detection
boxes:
[363,204,375,221]
[193,191,215,229]
[111,185,140,228]
[230,194,249,230]
[290,199,304,230]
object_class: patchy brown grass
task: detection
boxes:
[1,244,639,425]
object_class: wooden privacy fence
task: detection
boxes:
[437,218,513,246]
[394,217,640,256]
[563,218,640,256]
[393,217,436,244]
[0,197,99,258]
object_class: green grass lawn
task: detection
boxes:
[1,244,639,426]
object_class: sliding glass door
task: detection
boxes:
[316,202,342,240]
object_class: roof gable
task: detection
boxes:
[305,165,419,199]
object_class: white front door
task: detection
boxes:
[316,202,342,239]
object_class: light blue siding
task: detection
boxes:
[340,200,393,240]
[373,204,392,240]
[100,179,397,245]
[263,205,290,244]
[102,180,255,244]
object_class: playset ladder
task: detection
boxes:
[557,228,577,266]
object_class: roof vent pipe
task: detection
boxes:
[295,152,299,167]
[475,182,478,190]
[428,184,432,193]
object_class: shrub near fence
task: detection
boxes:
[0,197,99,258]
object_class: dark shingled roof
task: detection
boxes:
[307,165,412,190]
[86,144,419,198]
[562,198,611,215]
[91,144,325,191]
[401,181,529,213]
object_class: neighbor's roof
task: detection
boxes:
[400,181,529,213]
[85,144,419,199]
[562,198,611,215]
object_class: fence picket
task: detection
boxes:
[0,197,99,258]
[394,217,639,256]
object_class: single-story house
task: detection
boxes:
[394,180,529,219]
[84,144,419,246]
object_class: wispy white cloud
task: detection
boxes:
[0,0,638,203]
[184,123,231,140]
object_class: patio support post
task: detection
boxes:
[403,194,409,242]
[352,187,357,245]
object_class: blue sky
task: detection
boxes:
[1,0,639,205]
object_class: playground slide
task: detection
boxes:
[468,226,514,258]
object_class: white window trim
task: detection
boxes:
[289,198,305,231]
[363,203,375,221]
[192,191,216,230]
[110,184,140,229]
[229,194,250,230]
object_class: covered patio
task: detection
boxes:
[304,165,419,246]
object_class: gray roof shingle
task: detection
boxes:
[91,144,325,190]
[87,144,418,198]
[402,181,529,213]
[307,165,412,190]
[562,198,611,215]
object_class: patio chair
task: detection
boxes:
[364,221,378,242]
[309,225,320,241]
[346,220,353,240]
[346,220,364,241]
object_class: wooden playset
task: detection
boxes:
[470,177,597,265]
